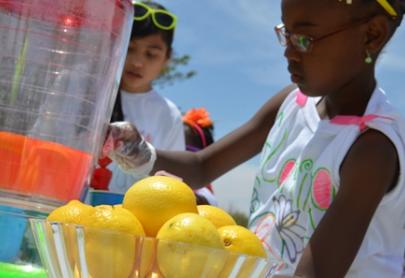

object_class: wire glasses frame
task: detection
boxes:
[274,17,372,53]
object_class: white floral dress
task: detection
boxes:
[249,88,405,277]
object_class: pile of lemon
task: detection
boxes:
[47,176,267,278]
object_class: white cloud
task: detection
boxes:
[212,162,258,216]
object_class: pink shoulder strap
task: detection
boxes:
[330,114,393,131]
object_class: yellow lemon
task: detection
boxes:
[218,225,267,278]
[123,176,198,236]
[47,200,94,225]
[156,213,223,248]
[47,200,95,273]
[197,205,237,228]
[218,225,266,257]
[82,205,145,278]
[156,213,227,278]
[82,205,145,235]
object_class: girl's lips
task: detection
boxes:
[287,65,303,83]
[290,73,303,84]
[126,71,142,79]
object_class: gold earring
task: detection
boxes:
[365,50,373,64]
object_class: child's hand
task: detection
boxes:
[103,121,156,176]
[154,170,183,181]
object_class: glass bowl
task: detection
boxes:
[0,205,47,278]
[29,219,279,278]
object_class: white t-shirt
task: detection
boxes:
[108,89,185,193]
[249,87,405,277]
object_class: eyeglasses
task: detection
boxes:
[133,2,177,30]
[275,17,371,53]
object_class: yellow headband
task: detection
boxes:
[339,0,398,17]
[376,0,398,17]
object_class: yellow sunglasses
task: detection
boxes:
[133,2,177,30]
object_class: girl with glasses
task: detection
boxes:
[104,0,405,276]
[91,1,184,194]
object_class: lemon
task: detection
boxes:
[156,213,227,277]
[156,213,223,248]
[218,225,266,257]
[123,176,198,236]
[47,200,94,274]
[82,205,145,235]
[218,225,268,278]
[197,205,236,228]
[47,200,94,225]
[47,202,145,278]
[82,205,145,278]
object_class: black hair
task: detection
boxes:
[366,0,404,47]
[184,123,215,149]
[131,1,174,58]
[110,1,175,122]
[111,92,123,122]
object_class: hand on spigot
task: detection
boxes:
[102,121,156,176]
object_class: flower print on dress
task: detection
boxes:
[252,194,306,264]
[273,194,306,263]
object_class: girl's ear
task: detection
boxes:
[364,15,391,53]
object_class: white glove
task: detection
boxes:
[103,121,156,177]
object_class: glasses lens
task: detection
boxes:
[277,32,288,46]
[275,24,287,46]
[291,34,311,53]
[134,3,149,19]
[154,11,175,28]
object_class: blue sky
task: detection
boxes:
[154,0,405,214]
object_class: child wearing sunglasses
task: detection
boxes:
[96,1,184,194]
[104,0,405,276]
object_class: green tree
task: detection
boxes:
[155,52,196,87]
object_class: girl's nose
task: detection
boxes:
[132,59,143,68]
[284,43,301,63]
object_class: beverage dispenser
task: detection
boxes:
[0,0,133,208]
[0,0,134,275]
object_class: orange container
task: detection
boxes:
[0,131,92,202]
